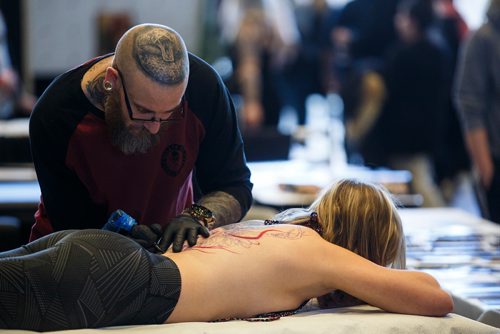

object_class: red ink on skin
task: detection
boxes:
[191,245,239,254]
[227,229,282,240]
[188,228,285,254]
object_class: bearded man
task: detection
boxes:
[29,24,253,252]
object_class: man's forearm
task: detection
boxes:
[197,191,243,229]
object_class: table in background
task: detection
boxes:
[401,208,500,327]
[0,118,31,164]
[248,160,422,209]
[0,166,39,207]
[0,166,39,249]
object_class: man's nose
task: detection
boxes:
[143,121,161,134]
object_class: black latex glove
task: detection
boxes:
[130,224,163,253]
[157,215,210,253]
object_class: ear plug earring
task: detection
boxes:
[103,81,113,91]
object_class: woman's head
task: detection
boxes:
[310,179,406,269]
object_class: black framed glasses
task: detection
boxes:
[116,68,184,123]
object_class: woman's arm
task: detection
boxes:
[351,268,453,316]
[321,243,453,316]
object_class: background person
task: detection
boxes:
[0,10,36,119]
[218,0,300,130]
[357,0,449,207]
[454,0,500,224]
[431,0,471,203]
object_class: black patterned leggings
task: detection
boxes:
[0,229,181,331]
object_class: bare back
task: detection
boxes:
[164,221,452,323]
[165,222,329,322]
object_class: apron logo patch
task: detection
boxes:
[161,144,186,176]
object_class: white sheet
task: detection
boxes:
[3,305,499,334]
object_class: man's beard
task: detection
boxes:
[104,93,160,155]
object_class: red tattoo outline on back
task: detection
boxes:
[188,227,305,253]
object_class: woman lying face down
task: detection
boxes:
[0,179,453,331]
[166,179,449,322]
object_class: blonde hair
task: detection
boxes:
[317,179,405,268]
[280,179,406,269]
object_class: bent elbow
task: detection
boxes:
[428,290,454,317]
[437,291,454,316]
[418,273,454,317]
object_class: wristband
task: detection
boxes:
[182,204,215,228]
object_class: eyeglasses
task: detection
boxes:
[116,68,184,123]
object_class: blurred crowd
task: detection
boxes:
[0,0,497,222]
[214,0,499,223]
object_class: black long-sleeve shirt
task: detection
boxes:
[30,53,252,238]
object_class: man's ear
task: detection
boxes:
[104,67,119,88]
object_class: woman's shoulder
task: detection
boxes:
[219,220,316,231]
[210,221,323,244]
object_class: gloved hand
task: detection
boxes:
[130,224,163,253]
[157,215,210,253]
